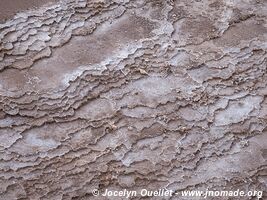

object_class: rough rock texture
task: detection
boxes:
[0,0,267,199]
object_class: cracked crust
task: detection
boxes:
[0,0,267,199]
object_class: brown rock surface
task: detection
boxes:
[0,0,57,22]
[0,0,266,199]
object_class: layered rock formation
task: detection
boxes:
[0,0,266,199]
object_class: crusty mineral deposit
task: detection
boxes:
[0,0,266,199]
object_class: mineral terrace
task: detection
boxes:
[0,0,266,199]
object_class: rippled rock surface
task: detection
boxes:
[0,0,267,199]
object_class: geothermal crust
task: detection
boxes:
[0,0,267,199]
